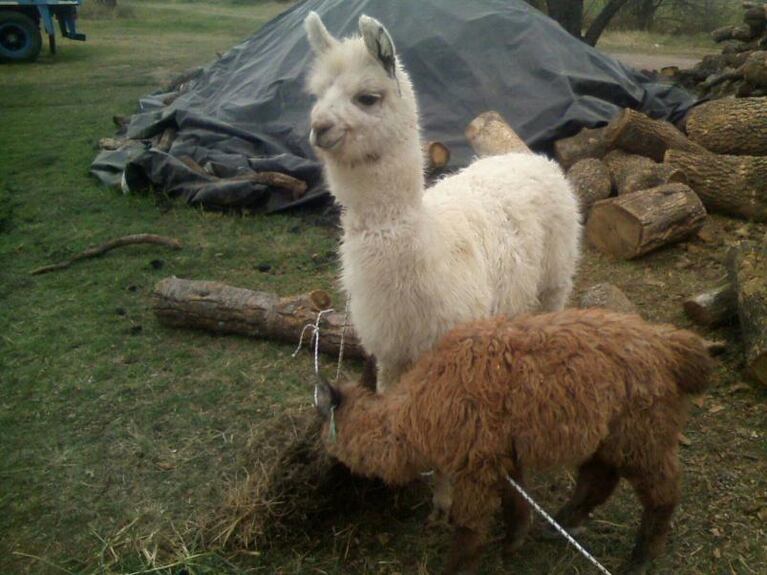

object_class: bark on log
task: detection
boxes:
[743,51,767,87]
[711,25,736,43]
[585,183,707,259]
[732,24,757,41]
[604,108,709,162]
[686,97,767,156]
[553,126,609,169]
[579,283,638,314]
[729,241,767,386]
[99,137,127,151]
[566,158,612,217]
[152,278,364,359]
[665,149,767,221]
[155,127,177,153]
[465,111,531,156]
[603,150,686,195]
[682,283,738,327]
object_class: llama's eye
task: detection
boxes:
[355,93,381,107]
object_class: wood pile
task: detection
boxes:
[671,2,767,98]
[555,99,767,385]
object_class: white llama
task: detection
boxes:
[304,12,581,392]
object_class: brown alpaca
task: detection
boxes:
[314,308,713,575]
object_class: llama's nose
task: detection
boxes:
[310,122,336,148]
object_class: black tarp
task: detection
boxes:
[91,0,696,212]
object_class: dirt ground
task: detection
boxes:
[607,52,706,71]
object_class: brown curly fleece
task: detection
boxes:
[320,308,713,574]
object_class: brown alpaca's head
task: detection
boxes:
[314,373,343,420]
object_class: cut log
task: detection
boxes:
[566,158,612,217]
[423,141,451,172]
[585,183,706,259]
[602,150,686,195]
[711,25,736,43]
[728,241,767,386]
[686,97,767,155]
[683,283,738,327]
[152,278,364,359]
[604,108,709,162]
[665,149,767,221]
[465,111,531,156]
[553,126,609,169]
[579,283,638,314]
[743,51,767,87]
[155,127,177,153]
[732,24,757,41]
[99,137,127,151]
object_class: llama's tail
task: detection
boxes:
[665,328,715,395]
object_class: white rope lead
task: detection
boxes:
[505,474,614,575]
[334,295,351,382]
[292,307,335,376]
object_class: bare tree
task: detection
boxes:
[543,0,634,45]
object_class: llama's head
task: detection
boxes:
[304,12,419,167]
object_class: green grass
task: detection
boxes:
[2,3,766,575]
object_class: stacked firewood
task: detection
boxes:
[672,1,767,98]
[555,99,767,385]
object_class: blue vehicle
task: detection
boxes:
[0,0,85,62]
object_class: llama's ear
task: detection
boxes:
[305,11,337,55]
[314,374,342,419]
[358,15,397,80]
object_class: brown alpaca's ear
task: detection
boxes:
[314,373,342,419]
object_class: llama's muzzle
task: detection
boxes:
[310,122,343,150]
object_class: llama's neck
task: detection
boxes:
[323,387,423,485]
[325,138,425,231]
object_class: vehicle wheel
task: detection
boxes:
[0,11,42,62]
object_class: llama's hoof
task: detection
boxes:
[427,506,451,528]
[619,560,651,575]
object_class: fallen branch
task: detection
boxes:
[151,277,364,359]
[31,234,182,275]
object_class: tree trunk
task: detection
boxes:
[665,149,767,221]
[151,278,364,359]
[546,0,584,39]
[566,158,613,217]
[729,241,767,386]
[743,51,767,88]
[605,108,709,162]
[585,183,706,259]
[682,283,738,327]
[465,111,531,156]
[685,97,767,156]
[584,0,633,46]
[553,126,610,169]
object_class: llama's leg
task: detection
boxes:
[538,280,573,312]
[500,470,531,559]
[428,473,453,525]
[620,454,681,575]
[376,360,410,393]
[360,354,377,391]
[442,476,498,575]
[443,526,484,575]
[554,456,620,532]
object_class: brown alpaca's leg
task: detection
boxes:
[443,526,484,575]
[442,477,496,574]
[555,456,620,531]
[501,471,531,558]
[621,455,681,575]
